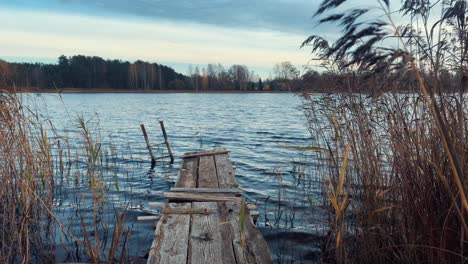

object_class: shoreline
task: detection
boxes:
[4,87,293,94]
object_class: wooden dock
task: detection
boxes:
[147,149,272,264]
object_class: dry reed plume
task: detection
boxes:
[302,0,468,262]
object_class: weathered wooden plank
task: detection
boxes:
[217,202,237,264]
[164,192,241,202]
[147,203,191,264]
[243,211,272,264]
[198,156,218,188]
[214,154,238,188]
[140,124,156,163]
[170,187,242,194]
[161,207,213,215]
[225,202,273,264]
[190,202,223,264]
[175,157,198,188]
[225,201,249,264]
[181,149,229,159]
[159,120,174,163]
[138,215,161,222]
[148,150,272,264]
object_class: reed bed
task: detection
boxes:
[302,0,468,262]
[0,92,139,263]
[0,92,55,263]
[304,92,467,263]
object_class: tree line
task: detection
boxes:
[0,55,269,91]
[0,55,188,90]
[0,54,383,92]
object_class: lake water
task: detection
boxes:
[27,93,325,263]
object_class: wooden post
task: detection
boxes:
[140,124,156,165]
[159,120,174,164]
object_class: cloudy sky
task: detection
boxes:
[0,0,334,77]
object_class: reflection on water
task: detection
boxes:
[27,93,326,263]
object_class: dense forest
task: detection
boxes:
[0,55,188,90]
[0,55,343,92]
[2,55,457,93]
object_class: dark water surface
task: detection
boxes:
[27,93,325,263]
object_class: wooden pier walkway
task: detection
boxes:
[147,149,272,264]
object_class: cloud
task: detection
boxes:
[4,0,320,34]
[0,7,312,76]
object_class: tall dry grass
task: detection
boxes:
[73,115,131,263]
[305,92,468,263]
[0,92,55,263]
[301,0,468,262]
[0,91,132,263]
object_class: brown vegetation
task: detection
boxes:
[0,90,133,263]
[0,92,55,263]
[302,0,468,262]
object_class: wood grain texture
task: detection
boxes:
[198,156,218,188]
[225,201,249,264]
[148,150,272,264]
[190,202,223,264]
[242,212,273,264]
[137,215,160,221]
[225,202,273,264]
[148,203,191,264]
[217,202,237,264]
[164,192,241,202]
[175,157,198,188]
[170,187,242,194]
[214,154,238,188]
[181,149,229,158]
[161,207,213,215]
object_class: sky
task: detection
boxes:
[0,0,332,78]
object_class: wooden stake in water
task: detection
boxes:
[140,124,156,165]
[159,120,174,164]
